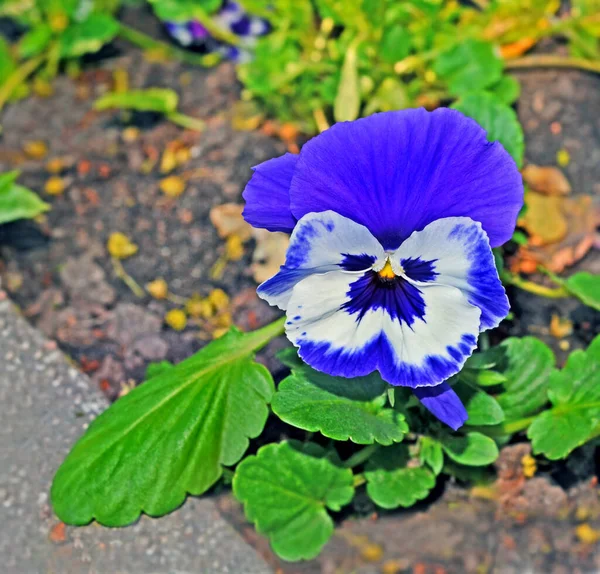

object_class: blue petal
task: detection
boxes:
[242,153,297,233]
[413,383,468,430]
[393,217,509,331]
[289,108,523,250]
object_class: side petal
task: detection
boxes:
[257,211,385,309]
[413,383,468,431]
[242,153,298,233]
[289,108,523,250]
[392,217,509,331]
[285,269,480,387]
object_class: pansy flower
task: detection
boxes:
[242,108,523,430]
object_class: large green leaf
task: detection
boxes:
[433,39,503,95]
[59,13,120,58]
[452,92,524,167]
[51,323,281,526]
[495,337,555,422]
[528,335,600,460]
[272,351,408,445]
[0,171,49,224]
[365,444,436,509]
[488,75,521,105]
[380,24,411,64]
[565,272,600,311]
[419,436,444,475]
[149,0,222,20]
[94,88,179,114]
[233,441,355,561]
[440,432,499,466]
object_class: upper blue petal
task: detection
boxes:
[288,108,523,250]
[242,153,297,233]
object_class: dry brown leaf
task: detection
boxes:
[520,191,568,245]
[209,203,253,242]
[522,165,571,196]
[251,229,289,284]
[514,195,599,273]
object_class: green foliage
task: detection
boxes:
[272,349,408,445]
[147,0,222,20]
[452,92,524,167]
[0,170,49,224]
[439,432,499,466]
[432,39,503,96]
[564,272,600,311]
[364,444,436,509]
[59,13,120,58]
[495,337,555,422]
[233,441,354,561]
[454,378,505,426]
[528,335,600,460]
[51,324,280,526]
[419,436,444,475]
[95,88,179,114]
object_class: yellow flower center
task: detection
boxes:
[378,259,396,280]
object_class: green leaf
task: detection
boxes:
[0,36,15,85]
[380,25,411,64]
[488,75,521,105]
[464,346,506,371]
[363,77,410,115]
[233,441,354,561]
[0,171,49,224]
[364,444,436,509]
[18,24,52,59]
[495,337,555,422]
[94,88,179,114]
[145,360,174,379]
[419,436,444,475]
[433,39,503,95]
[59,13,120,58]
[440,432,499,466]
[452,92,524,167]
[149,0,222,20]
[272,356,408,445]
[51,323,281,526]
[454,379,505,426]
[528,335,600,460]
[565,272,600,311]
[334,38,361,123]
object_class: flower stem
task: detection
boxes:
[343,444,380,468]
[166,111,206,132]
[111,257,145,298]
[501,272,569,299]
[501,416,535,435]
[505,55,600,75]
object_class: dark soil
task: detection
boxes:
[1,10,599,573]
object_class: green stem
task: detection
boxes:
[245,316,286,352]
[502,416,536,435]
[501,272,570,299]
[0,54,45,113]
[353,474,366,487]
[343,444,380,469]
[167,111,206,132]
[118,23,221,67]
[111,257,145,298]
[505,55,600,75]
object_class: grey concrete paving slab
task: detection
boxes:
[0,297,273,574]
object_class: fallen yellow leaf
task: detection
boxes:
[251,229,289,284]
[23,140,48,159]
[522,164,571,196]
[576,524,600,544]
[209,203,253,241]
[147,278,169,300]
[521,191,568,245]
[165,309,187,331]
[159,175,186,197]
[207,288,230,312]
[225,234,245,261]
[44,176,66,196]
[556,148,570,167]
[107,232,138,259]
[549,314,573,339]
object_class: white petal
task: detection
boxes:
[392,217,509,330]
[257,211,385,309]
